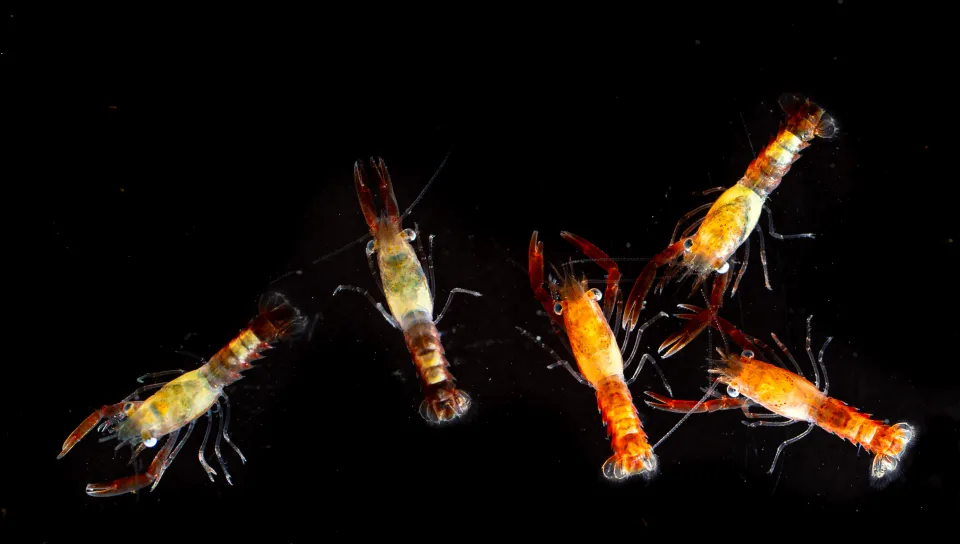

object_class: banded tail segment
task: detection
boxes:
[813,397,915,480]
[740,94,837,198]
[595,376,657,480]
[203,293,308,388]
[404,320,471,423]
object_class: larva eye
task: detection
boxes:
[683,238,694,251]
[726,385,740,398]
[588,288,602,301]
[143,437,158,448]
[365,240,376,256]
[741,350,755,359]
[402,228,417,241]
[717,262,730,274]
[553,302,563,315]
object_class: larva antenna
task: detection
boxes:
[651,379,721,452]
[399,150,451,221]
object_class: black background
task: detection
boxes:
[4,2,956,538]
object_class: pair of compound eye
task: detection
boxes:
[681,238,731,274]
[553,288,603,315]
[365,229,419,255]
[725,350,756,398]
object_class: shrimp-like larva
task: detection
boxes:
[57,293,308,497]
[521,231,672,480]
[333,158,481,424]
[644,310,915,485]
[622,94,838,359]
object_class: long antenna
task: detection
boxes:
[310,232,371,265]
[400,150,452,220]
[652,379,720,451]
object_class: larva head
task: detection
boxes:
[869,422,917,486]
[707,347,759,397]
[114,408,158,450]
[668,235,732,295]
[552,269,602,328]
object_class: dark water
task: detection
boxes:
[6,4,957,538]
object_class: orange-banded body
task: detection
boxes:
[57,293,307,497]
[336,157,479,423]
[644,311,915,482]
[528,231,667,480]
[622,94,837,360]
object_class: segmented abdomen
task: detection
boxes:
[404,319,454,387]
[201,328,268,388]
[812,397,888,454]
[404,318,471,422]
[739,100,830,197]
[595,375,656,478]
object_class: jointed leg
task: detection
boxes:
[412,222,435,297]
[670,201,713,244]
[85,429,181,497]
[743,331,803,376]
[624,311,669,371]
[766,422,815,475]
[516,326,592,388]
[743,418,800,428]
[623,240,685,331]
[611,298,623,334]
[136,370,185,384]
[659,270,730,358]
[680,216,706,240]
[371,157,401,226]
[674,304,759,357]
[58,403,129,459]
[198,410,217,482]
[699,186,725,197]
[435,288,483,325]
[771,331,820,390]
[122,383,165,402]
[213,399,235,485]
[353,160,381,234]
[365,244,385,296]
[625,353,673,397]
[332,285,400,330]
[220,393,247,464]
[529,231,565,330]
[740,405,781,419]
[150,419,196,491]
[643,389,748,414]
[764,203,815,240]
[427,233,437,299]
[804,315,834,395]
[730,236,750,296]
[754,225,773,290]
